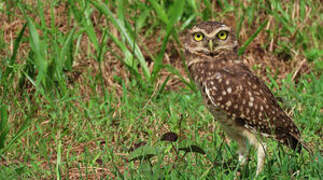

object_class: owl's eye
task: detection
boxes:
[217,31,228,40]
[194,32,204,41]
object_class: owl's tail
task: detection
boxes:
[287,134,313,155]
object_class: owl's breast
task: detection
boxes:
[188,60,236,125]
[198,84,229,123]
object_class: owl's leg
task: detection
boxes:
[221,125,249,166]
[237,140,249,166]
[241,129,266,176]
[255,143,266,176]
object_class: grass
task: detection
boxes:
[0,0,322,179]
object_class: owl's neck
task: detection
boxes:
[186,49,240,85]
[186,49,239,69]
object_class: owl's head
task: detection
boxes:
[184,21,238,57]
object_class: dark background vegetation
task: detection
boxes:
[0,0,322,179]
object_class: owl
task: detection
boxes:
[184,21,311,175]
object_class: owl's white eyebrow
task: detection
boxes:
[191,27,231,38]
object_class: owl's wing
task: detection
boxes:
[204,63,305,151]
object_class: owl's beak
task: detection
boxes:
[208,40,214,52]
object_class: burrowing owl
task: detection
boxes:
[184,21,311,175]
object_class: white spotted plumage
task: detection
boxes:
[185,21,312,176]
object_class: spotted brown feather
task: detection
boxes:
[184,21,312,175]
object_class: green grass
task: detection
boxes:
[0,0,322,179]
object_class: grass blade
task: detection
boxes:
[107,31,138,73]
[0,114,32,156]
[59,28,75,72]
[238,20,268,56]
[26,16,48,88]
[90,0,151,80]
[56,134,62,180]
[84,7,99,51]
[151,0,185,81]
[165,65,197,92]
[0,105,8,150]
[2,23,27,85]
[147,0,168,24]
[9,23,27,67]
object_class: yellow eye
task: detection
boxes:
[194,33,204,41]
[217,31,228,40]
